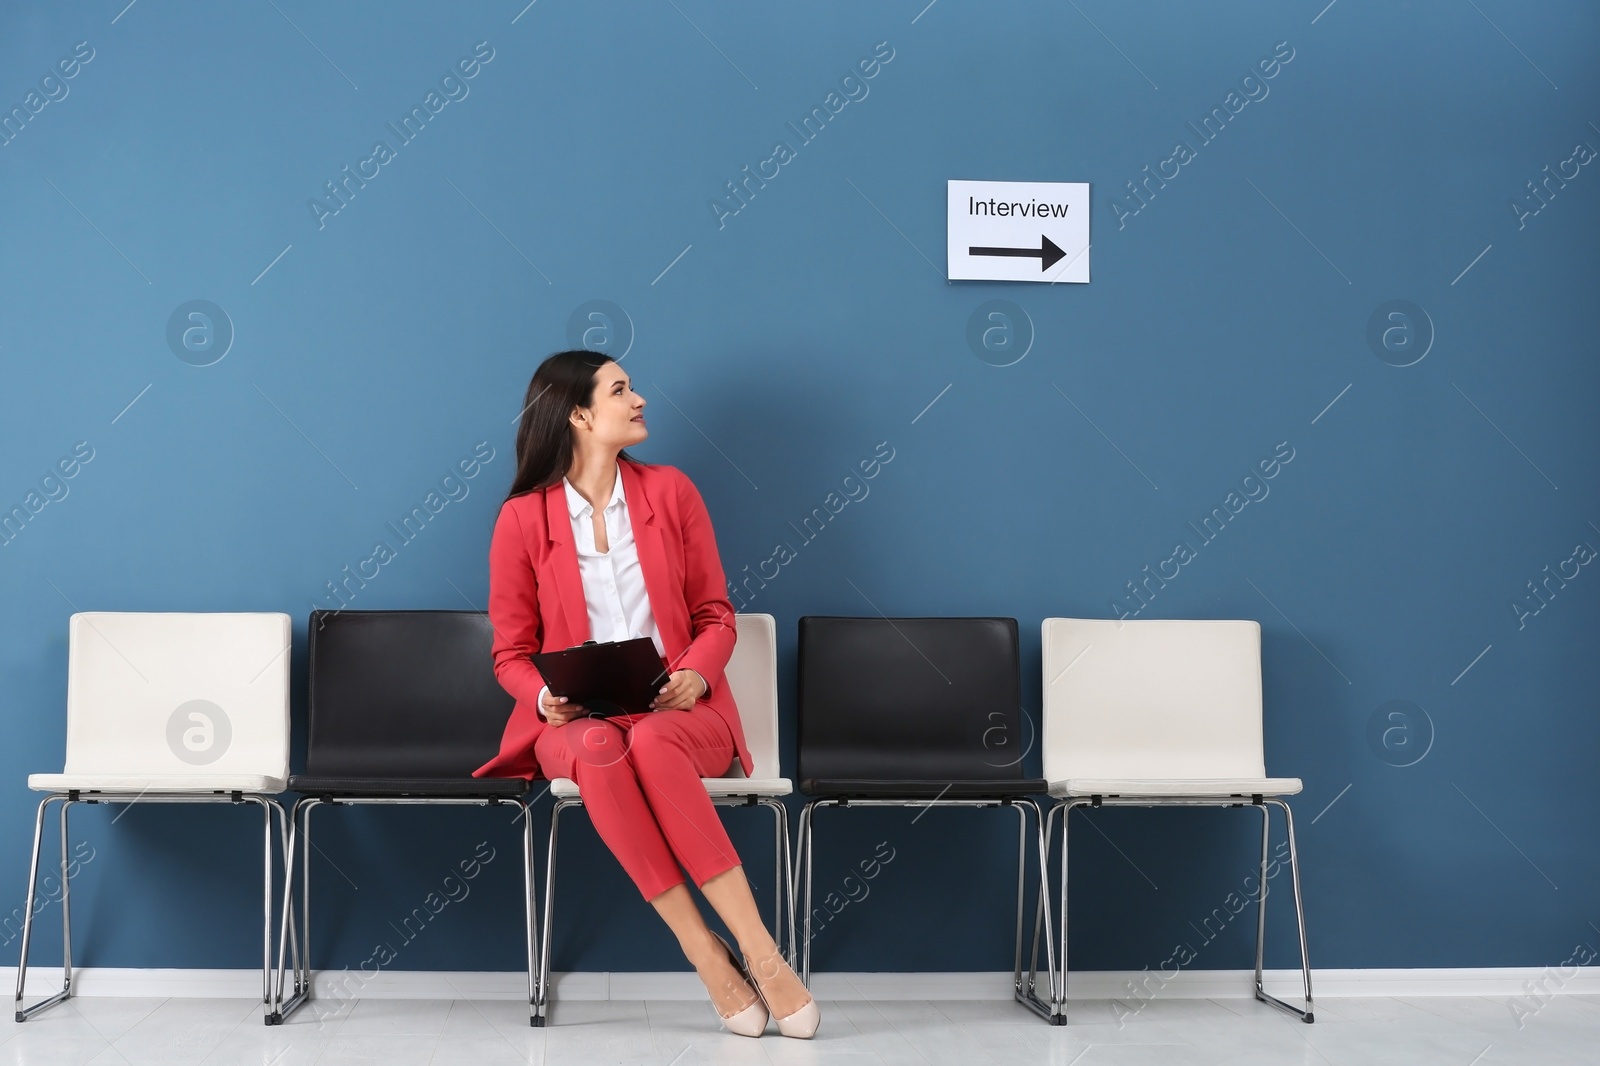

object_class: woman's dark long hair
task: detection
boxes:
[506,349,644,499]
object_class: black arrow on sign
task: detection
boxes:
[968,234,1067,272]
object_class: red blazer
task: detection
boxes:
[473,458,752,780]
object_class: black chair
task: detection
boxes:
[794,616,1058,1018]
[272,610,538,1024]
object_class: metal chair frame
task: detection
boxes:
[272,793,538,1025]
[794,794,1057,1019]
[1020,792,1314,1024]
[15,790,295,1024]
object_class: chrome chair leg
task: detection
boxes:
[1057,800,1083,1021]
[774,799,796,968]
[59,798,72,1006]
[1011,799,1060,1023]
[272,797,298,1023]
[14,794,73,1022]
[1253,801,1270,987]
[1013,802,1025,979]
[1254,799,1314,1022]
[1279,800,1314,1013]
[300,799,317,1011]
[789,802,805,974]
[534,799,567,1027]
[273,797,321,1024]
[1024,800,1067,1015]
[270,798,304,1022]
[796,799,824,985]
[281,801,301,1003]
[521,797,538,1027]
[752,797,797,967]
[1017,800,1061,995]
[256,797,274,1018]
[1010,801,1029,995]
[1024,805,1050,1001]
[764,799,784,962]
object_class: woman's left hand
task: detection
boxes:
[649,669,706,711]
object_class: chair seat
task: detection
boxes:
[287,775,529,799]
[801,778,1047,799]
[30,772,286,794]
[1050,777,1303,798]
[705,776,792,797]
[548,776,793,800]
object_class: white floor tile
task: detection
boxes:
[338,998,453,1038]
[0,1031,111,1066]
[109,997,262,1065]
[44,997,167,1043]
[427,1037,539,1065]
[199,1024,329,1066]
[315,1033,440,1066]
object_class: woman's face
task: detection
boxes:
[572,362,647,449]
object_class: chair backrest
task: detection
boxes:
[720,613,778,779]
[1041,618,1267,782]
[797,616,1024,783]
[304,610,513,778]
[63,612,292,779]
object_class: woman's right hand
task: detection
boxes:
[541,689,586,727]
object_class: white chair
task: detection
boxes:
[1019,618,1314,1025]
[535,613,793,1026]
[15,612,295,1024]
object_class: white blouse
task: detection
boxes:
[537,462,700,714]
[564,460,664,657]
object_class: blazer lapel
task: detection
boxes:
[541,481,589,645]
[621,461,687,662]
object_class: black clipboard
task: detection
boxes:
[530,637,671,718]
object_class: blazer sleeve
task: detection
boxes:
[487,500,549,712]
[670,467,738,697]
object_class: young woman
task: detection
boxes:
[473,350,818,1038]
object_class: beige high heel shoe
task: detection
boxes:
[744,947,820,1039]
[708,931,768,1037]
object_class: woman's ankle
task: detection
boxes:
[696,951,758,1014]
[736,936,782,973]
[743,944,799,987]
[679,927,727,969]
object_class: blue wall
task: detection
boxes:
[1,0,1595,977]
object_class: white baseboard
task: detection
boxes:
[3,966,1597,1002]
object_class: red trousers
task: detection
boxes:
[534,704,741,901]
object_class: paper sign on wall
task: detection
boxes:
[947,180,1090,283]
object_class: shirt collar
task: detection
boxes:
[563,461,625,519]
